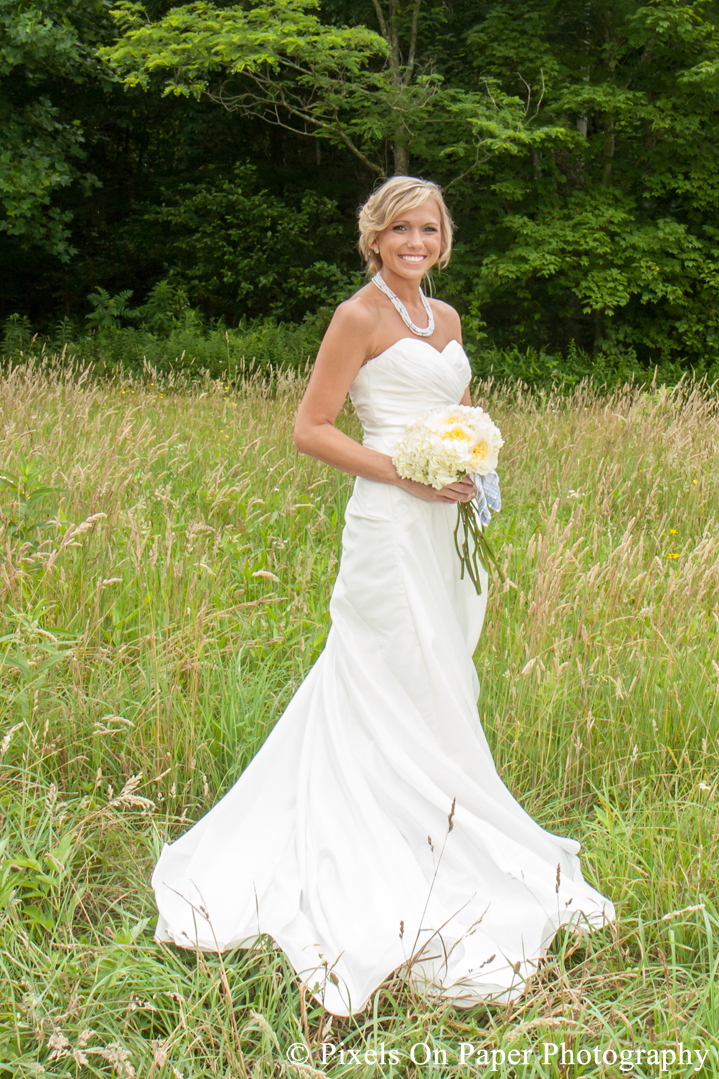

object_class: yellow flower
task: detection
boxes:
[442,426,472,443]
[470,440,492,470]
[669,528,678,534]
[667,553,679,559]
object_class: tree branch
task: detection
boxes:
[406,0,422,78]
[444,146,494,191]
[384,0,402,77]
[208,80,385,176]
[370,0,389,42]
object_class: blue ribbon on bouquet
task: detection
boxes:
[452,470,503,595]
[468,470,501,527]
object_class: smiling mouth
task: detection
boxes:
[398,254,427,263]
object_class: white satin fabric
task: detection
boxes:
[153,337,615,1015]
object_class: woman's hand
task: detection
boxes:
[395,473,477,503]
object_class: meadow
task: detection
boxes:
[0,357,718,1078]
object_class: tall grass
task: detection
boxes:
[1,358,718,1077]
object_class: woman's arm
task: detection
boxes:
[293,301,397,484]
[293,300,476,504]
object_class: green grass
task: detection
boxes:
[1,357,718,1077]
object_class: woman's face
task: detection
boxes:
[374,200,443,282]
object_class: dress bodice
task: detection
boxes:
[349,337,471,455]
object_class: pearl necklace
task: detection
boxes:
[371,271,435,337]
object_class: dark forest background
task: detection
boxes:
[3,0,719,382]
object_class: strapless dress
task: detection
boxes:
[152,336,615,1015]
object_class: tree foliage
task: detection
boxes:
[100,0,556,179]
[444,0,719,360]
[145,164,355,320]
[3,0,719,366]
[0,0,109,257]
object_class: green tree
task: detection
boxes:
[144,164,355,320]
[444,0,719,361]
[100,0,562,179]
[5,0,719,369]
[0,0,109,258]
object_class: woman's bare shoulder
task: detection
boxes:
[313,285,379,368]
[428,297,462,338]
[331,284,380,330]
[318,285,380,358]
[428,296,460,319]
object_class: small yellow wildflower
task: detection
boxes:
[669,528,678,534]
[667,553,679,559]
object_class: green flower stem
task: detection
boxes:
[453,502,505,596]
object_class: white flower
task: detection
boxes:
[393,404,504,488]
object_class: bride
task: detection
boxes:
[152,175,615,1016]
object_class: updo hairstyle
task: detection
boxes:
[358,175,454,275]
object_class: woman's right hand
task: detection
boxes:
[395,474,477,504]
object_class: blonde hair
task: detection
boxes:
[358,175,454,275]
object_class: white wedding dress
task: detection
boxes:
[153,337,615,1016]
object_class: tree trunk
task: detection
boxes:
[394,138,409,175]
[576,0,591,138]
[593,308,605,353]
[602,119,615,185]
[373,0,421,176]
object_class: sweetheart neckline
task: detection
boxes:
[360,336,462,369]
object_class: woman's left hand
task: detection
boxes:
[443,475,477,503]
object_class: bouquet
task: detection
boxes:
[392,404,504,595]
